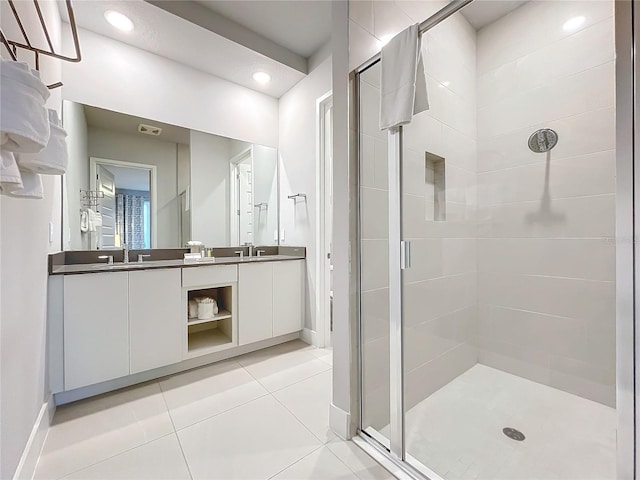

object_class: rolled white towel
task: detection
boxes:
[0,60,50,153]
[9,168,43,199]
[17,109,68,174]
[0,148,23,193]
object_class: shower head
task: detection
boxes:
[528,128,558,153]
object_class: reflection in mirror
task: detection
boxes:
[62,101,279,250]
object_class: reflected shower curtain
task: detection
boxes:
[116,193,145,249]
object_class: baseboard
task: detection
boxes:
[329,402,351,439]
[13,395,55,480]
[300,327,318,346]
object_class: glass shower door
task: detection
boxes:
[358,61,391,449]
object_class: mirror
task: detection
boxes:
[62,101,279,250]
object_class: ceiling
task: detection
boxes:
[461,0,529,30]
[60,0,314,98]
[195,1,332,58]
[84,104,191,145]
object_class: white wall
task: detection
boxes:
[62,27,279,148]
[190,130,231,247]
[62,101,89,250]
[278,56,332,331]
[88,127,181,249]
[476,0,616,406]
[0,0,62,477]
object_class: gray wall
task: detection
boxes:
[88,127,180,249]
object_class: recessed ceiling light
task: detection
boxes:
[562,15,585,33]
[252,71,271,84]
[104,10,134,32]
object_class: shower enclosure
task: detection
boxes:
[355,0,637,478]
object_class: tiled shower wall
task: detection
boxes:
[476,0,616,407]
[356,0,617,431]
[355,1,479,430]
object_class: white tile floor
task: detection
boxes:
[397,364,617,480]
[34,340,393,480]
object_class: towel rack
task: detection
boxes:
[254,202,268,209]
[0,0,82,89]
[288,193,307,201]
[80,189,103,207]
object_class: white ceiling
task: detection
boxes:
[195,1,332,58]
[461,0,528,30]
[60,0,308,98]
[83,104,191,145]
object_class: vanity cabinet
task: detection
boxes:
[63,272,129,391]
[273,260,304,337]
[238,262,273,345]
[129,268,182,374]
[238,260,304,345]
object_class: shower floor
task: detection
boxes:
[380,364,616,480]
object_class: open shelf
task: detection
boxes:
[188,309,231,325]
[187,323,232,353]
[186,284,234,354]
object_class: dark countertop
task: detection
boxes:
[49,247,306,275]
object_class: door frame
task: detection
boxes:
[229,146,254,246]
[316,90,333,348]
[90,157,158,249]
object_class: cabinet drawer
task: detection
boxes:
[182,264,237,287]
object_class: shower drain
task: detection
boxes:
[502,427,526,442]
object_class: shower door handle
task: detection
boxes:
[400,241,411,269]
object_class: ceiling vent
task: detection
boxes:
[138,123,162,136]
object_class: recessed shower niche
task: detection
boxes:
[425,152,445,221]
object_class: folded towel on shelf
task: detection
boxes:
[0,60,51,153]
[188,300,198,319]
[17,109,68,175]
[1,148,23,193]
[197,297,219,320]
[380,24,429,130]
[9,168,43,199]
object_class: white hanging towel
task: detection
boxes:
[379,24,429,130]
[0,60,51,153]
[0,149,23,193]
[9,168,43,199]
[17,109,68,175]
[86,208,97,232]
[80,209,89,233]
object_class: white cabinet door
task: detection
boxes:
[238,262,273,345]
[273,260,304,336]
[64,272,129,390]
[129,268,182,374]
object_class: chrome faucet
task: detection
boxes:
[123,244,130,264]
[244,242,254,257]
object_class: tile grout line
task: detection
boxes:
[158,383,195,480]
[265,445,325,480]
[56,431,178,480]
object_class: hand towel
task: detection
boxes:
[87,208,97,232]
[9,168,43,199]
[0,148,23,193]
[93,212,103,227]
[0,60,51,153]
[379,24,429,130]
[80,209,89,233]
[17,109,68,174]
